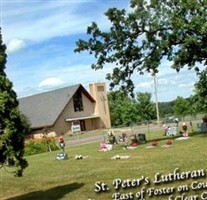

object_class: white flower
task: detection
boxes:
[75,155,83,160]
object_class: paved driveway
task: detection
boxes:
[65,134,105,147]
[64,125,164,147]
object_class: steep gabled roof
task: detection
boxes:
[18,84,95,129]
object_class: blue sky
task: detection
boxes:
[1,0,202,102]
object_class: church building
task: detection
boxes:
[19,82,111,138]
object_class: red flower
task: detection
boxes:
[166,140,172,145]
[151,141,158,146]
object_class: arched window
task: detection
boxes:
[73,90,83,112]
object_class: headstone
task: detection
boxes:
[166,127,177,136]
[56,153,68,160]
[199,122,207,132]
[137,133,147,143]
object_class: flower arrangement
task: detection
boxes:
[151,141,158,146]
[75,155,83,160]
[115,155,121,159]
[165,140,173,145]
[182,123,188,132]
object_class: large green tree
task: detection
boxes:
[158,101,174,118]
[108,90,139,126]
[173,96,190,116]
[135,92,156,121]
[0,29,28,176]
[193,68,207,113]
[75,0,207,96]
[108,91,155,126]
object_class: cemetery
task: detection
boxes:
[1,118,206,200]
[0,27,206,198]
[1,0,207,199]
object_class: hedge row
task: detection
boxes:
[24,138,59,156]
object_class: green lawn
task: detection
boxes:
[1,132,207,200]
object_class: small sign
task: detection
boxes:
[71,121,81,133]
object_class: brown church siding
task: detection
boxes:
[53,91,96,134]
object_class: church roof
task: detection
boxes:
[18,84,95,129]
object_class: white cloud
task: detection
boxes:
[38,77,63,89]
[158,78,169,85]
[136,81,153,89]
[6,39,26,53]
[178,83,194,88]
[3,14,87,43]
[1,1,114,43]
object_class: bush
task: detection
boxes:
[24,138,59,156]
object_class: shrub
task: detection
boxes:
[24,138,59,156]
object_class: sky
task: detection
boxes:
[0,0,202,102]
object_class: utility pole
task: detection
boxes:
[154,75,160,125]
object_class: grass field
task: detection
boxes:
[1,131,207,200]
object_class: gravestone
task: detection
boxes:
[199,122,207,132]
[56,153,68,160]
[166,127,177,136]
[137,133,147,143]
[56,136,68,160]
